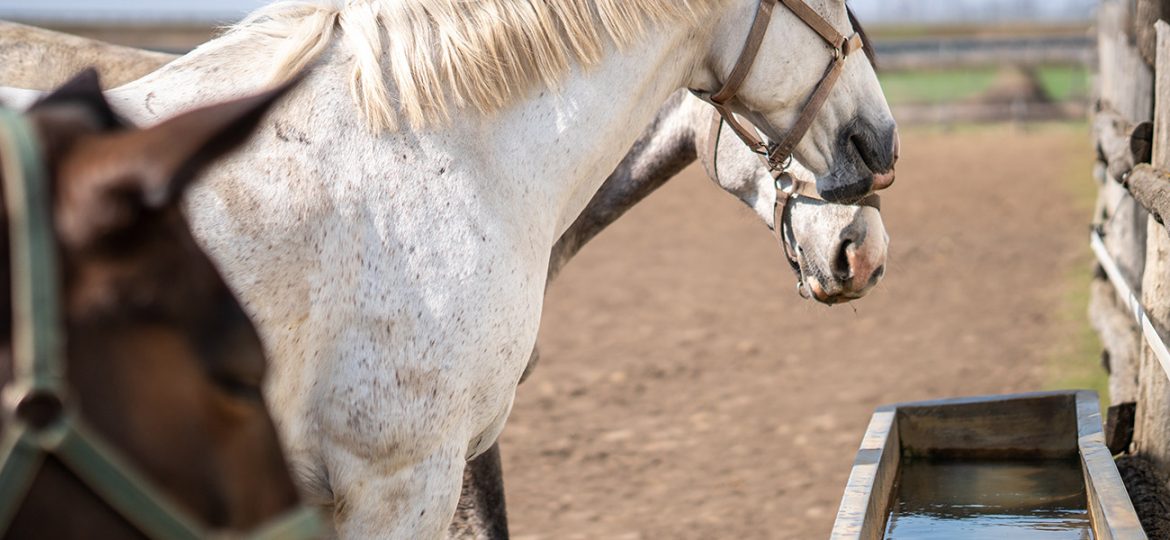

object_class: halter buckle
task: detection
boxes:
[769,152,794,174]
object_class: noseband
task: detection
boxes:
[706,111,879,282]
[693,0,865,172]
[0,109,325,539]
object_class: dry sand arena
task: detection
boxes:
[500,123,1095,539]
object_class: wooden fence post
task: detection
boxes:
[1134,19,1170,483]
[1135,0,1170,66]
[1093,0,1155,406]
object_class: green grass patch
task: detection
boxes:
[868,24,1091,42]
[878,66,1089,106]
[1035,66,1090,102]
[1043,121,1109,406]
[878,68,998,105]
[1047,260,1109,406]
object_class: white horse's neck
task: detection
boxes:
[108,15,711,247]
[452,25,708,240]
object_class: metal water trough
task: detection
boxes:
[830,391,1146,540]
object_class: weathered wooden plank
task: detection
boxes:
[896,393,1079,459]
[830,408,898,540]
[1095,104,1154,182]
[1126,164,1170,225]
[1079,392,1148,540]
[1133,18,1170,491]
[1091,277,1143,404]
[1098,1,1155,122]
[1107,402,1138,455]
[1135,0,1170,66]
[1093,1,1153,410]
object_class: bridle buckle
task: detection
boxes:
[769,152,794,174]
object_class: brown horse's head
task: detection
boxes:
[0,70,303,537]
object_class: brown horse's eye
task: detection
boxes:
[212,374,264,402]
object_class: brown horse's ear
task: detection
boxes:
[32,68,121,130]
[55,73,307,246]
[126,73,307,208]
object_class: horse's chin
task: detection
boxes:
[798,276,864,305]
[794,260,866,306]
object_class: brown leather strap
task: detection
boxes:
[699,0,865,172]
[711,102,768,154]
[770,32,864,163]
[779,0,845,48]
[706,110,880,211]
[704,109,881,277]
[710,0,777,106]
[771,171,880,279]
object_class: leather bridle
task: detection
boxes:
[0,108,325,539]
[693,0,877,282]
[706,111,878,283]
[694,0,865,172]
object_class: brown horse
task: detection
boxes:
[0,70,313,538]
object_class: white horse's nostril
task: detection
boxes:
[833,240,855,282]
[891,127,901,163]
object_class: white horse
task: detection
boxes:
[0,23,886,305]
[454,90,889,538]
[0,29,888,539]
[2,1,896,537]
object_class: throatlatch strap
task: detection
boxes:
[710,0,777,105]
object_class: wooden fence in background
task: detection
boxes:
[1091,0,1170,532]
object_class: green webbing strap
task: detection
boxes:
[48,417,207,540]
[0,106,61,537]
[0,108,64,400]
[244,506,328,540]
[0,426,44,530]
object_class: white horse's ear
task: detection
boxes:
[124,72,308,207]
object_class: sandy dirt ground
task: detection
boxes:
[498,123,1096,539]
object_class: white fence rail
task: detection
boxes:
[1091,231,1170,380]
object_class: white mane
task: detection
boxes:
[235,0,717,131]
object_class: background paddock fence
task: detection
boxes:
[1091,0,1170,534]
[874,34,1095,71]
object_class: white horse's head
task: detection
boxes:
[695,0,897,204]
[697,102,887,304]
[783,167,887,303]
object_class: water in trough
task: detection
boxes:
[883,458,1093,539]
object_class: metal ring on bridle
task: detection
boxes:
[772,153,794,174]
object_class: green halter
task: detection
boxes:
[0,107,325,539]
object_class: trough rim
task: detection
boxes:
[828,389,1147,540]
